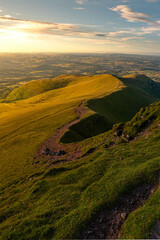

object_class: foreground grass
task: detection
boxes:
[1,106,160,239]
[121,187,160,238]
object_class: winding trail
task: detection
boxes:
[81,172,160,239]
[34,100,88,165]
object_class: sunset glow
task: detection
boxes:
[0,0,160,54]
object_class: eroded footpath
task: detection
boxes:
[81,173,160,239]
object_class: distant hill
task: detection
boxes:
[121,74,160,99]
[4,76,71,102]
[4,74,124,102]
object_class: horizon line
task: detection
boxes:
[0,52,160,57]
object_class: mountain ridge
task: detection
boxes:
[0,73,160,240]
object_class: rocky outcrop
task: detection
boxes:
[43,148,66,157]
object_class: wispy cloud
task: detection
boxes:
[0,10,159,45]
[121,36,143,41]
[146,0,159,2]
[107,24,160,37]
[4,15,12,18]
[0,16,79,36]
[109,5,160,36]
[122,0,130,2]
[0,15,106,40]
[73,7,85,10]
[109,5,152,23]
[141,25,160,34]
[107,29,135,37]
[75,0,88,4]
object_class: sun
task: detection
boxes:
[0,29,27,40]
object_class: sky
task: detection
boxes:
[0,0,160,54]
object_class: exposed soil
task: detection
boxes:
[131,122,160,143]
[34,100,88,165]
[131,125,153,142]
[81,174,160,239]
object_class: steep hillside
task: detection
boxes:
[61,87,153,143]
[0,98,160,239]
[121,74,160,99]
[0,74,160,240]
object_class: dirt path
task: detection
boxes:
[81,173,160,239]
[34,100,88,165]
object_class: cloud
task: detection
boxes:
[75,0,88,4]
[146,0,159,2]
[141,25,160,34]
[0,15,106,40]
[0,15,133,44]
[107,25,160,37]
[109,4,160,36]
[0,16,80,36]
[4,15,12,18]
[73,7,85,10]
[109,5,152,23]
[122,0,130,2]
[120,36,143,41]
[95,33,106,37]
[0,13,159,44]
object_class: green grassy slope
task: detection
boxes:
[0,74,160,240]
[87,87,153,122]
[61,114,113,143]
[61,87,153,143]
[0,101,160,240]
[121,74,160,99]
[4,77,70,102]
[4,74,124,102]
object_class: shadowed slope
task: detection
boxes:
[87,87,153,123]
[121,74,160,99]
[61,87,153,143]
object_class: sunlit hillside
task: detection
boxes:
[0,74,125,186]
